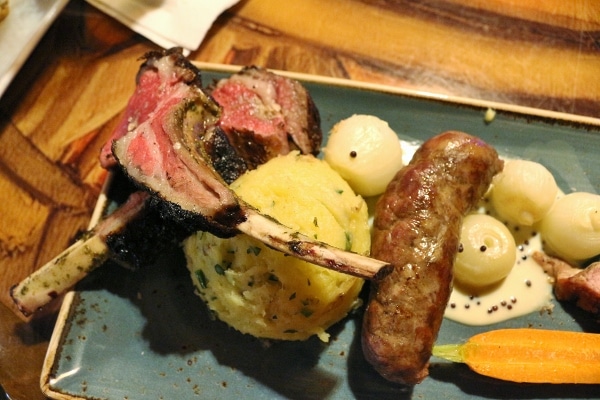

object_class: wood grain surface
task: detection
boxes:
[0,0,598,398]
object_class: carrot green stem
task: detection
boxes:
[432,344,464,363]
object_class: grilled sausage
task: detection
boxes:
[362,131,503,385]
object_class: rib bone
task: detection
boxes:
[11,191,150,316]
[238,208,386,278]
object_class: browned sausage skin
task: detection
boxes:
[362,131,503,385]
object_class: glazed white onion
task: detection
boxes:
[454,214,517,288]
[323,114,403,197]
[490,159,558,226]
[537,192,600,262]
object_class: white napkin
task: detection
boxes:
[86,0,240,54]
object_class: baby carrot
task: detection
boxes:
[433,328,600,384]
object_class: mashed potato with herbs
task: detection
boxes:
[183,152,370,342]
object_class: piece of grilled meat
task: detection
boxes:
[209,66,322,170]
[533,251,600,316]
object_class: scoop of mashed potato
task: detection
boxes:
[183,152,370,342]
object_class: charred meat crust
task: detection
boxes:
[203,126,250,184]
[362,131,503,385]
[106,194,242,269]
[138,47,203,88]
[303,94,322,155]
[214,126,271,172]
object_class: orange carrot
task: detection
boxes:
[432,328,600,384]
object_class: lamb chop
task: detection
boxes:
[11,49,388,317]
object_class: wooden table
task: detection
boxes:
[0,0,598,398]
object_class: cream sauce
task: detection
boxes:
[444,225,554,325]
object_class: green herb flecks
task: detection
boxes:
[300,308,314,318]
[345,231,352,251]
[195,270,208,288]
[214,264,226,275]
[247,245,262,256]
